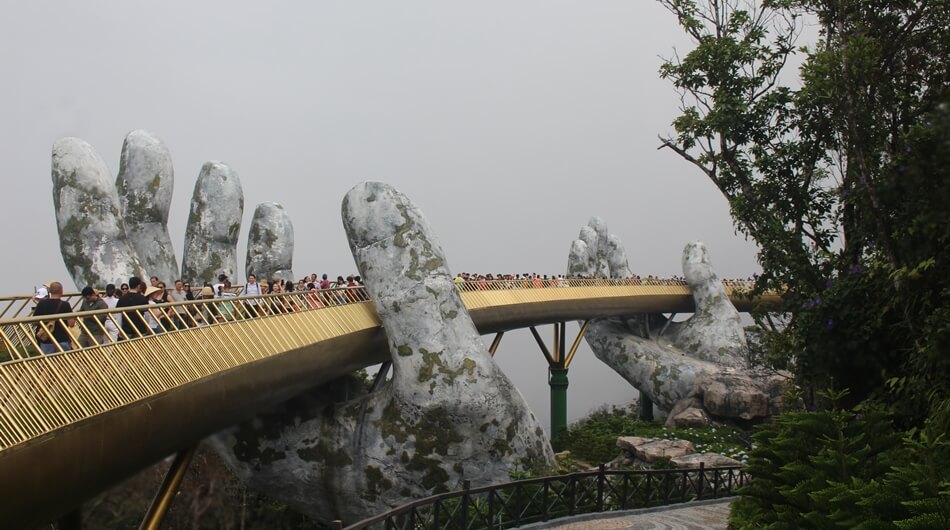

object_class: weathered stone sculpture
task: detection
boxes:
[115,130,179,284]
[569,218,786,424]
[211,182,555,524]
[245,202,294,281]
[52,137,145,288]
[179,162,244,286]
[52,132,292,290]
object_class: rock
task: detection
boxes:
[245,202,294,281]
[670,407,710,428]
[52,137,145,288]
[670,453,741,469]
[115,130,180,283]
[616,436,695,462]
[180,161,244,285]
[212,182,554,525]
[699,373,770,420]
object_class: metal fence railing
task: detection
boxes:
[339,463,746,530]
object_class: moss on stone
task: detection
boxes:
[297,441,353,467]
[364,465,393,502]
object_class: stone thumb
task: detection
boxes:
[341,181,495,400]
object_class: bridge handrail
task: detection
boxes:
[341,463,748,529]
[0,279,757,321]
[0,279,762,452]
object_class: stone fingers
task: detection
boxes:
[115,130,180,283]
[246,202,295,281]
[672,242,748,367]
[341,182,502,399]
[181,162,244,285]
[52,137,145,288]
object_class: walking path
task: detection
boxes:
[517,498,733,530]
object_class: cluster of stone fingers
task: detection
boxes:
[51,131,295,288]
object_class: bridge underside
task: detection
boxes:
[0,288,774,527]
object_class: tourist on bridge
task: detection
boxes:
[78,286,108,347]
[32,281,74,354]
[102,284,121,342]
[168,280,189,328]
[143,285,164,333]
[243,274,263,317]
[116,276,151,338]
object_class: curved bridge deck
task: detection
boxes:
[0,279,772,527]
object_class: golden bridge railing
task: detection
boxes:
[0,287,375,451]
[0,279,758,452]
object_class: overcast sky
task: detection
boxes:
[1,1,777,427]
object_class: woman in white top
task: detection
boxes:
[143,285,164,333]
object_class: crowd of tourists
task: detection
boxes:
[26,270,755,355]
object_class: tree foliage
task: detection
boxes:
[657,0,950,415]
[729,396,950,528]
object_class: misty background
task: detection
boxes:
[0,1,771,430]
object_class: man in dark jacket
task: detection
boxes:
[116,276,151,338]
[33,281,74,354]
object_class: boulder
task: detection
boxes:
[670,452,741,469]
[699,373,770,420]
[670,407,710,428]
[617,436,696,462]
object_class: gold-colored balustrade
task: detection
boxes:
[0,279,762,453]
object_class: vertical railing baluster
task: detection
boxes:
[542,478,549,522]
[487,489,495,530]
[596,464,605,513]
[698,462,705,499]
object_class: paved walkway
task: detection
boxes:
[517,498,733,530]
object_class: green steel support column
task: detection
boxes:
[639,391,654,421]
[549,367,569,448]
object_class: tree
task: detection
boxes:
[656,0,950,416]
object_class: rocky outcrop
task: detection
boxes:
[212,182,555,525]
[670,453,741,469]
[617,436,695,462]
[568,218,787,424]
[115,130,179,283]
[180,162,244,286]
[245,202,294,281]
[52,137,145,288]
[615,437,740,469]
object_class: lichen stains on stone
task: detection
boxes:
[416,349,476,387]
[297,441,354,467]
[364,465,393,502]
[397,345,413,357]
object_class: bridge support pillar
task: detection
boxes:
[529,321,589,450]
[549,367,569,448]
[639,391,654,421]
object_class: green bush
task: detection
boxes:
[730,399,950,529]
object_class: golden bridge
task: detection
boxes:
[0,279,774,528]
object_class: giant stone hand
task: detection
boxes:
[569,218,786,424]
[211,182,556,524]
[51,132,294,287]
